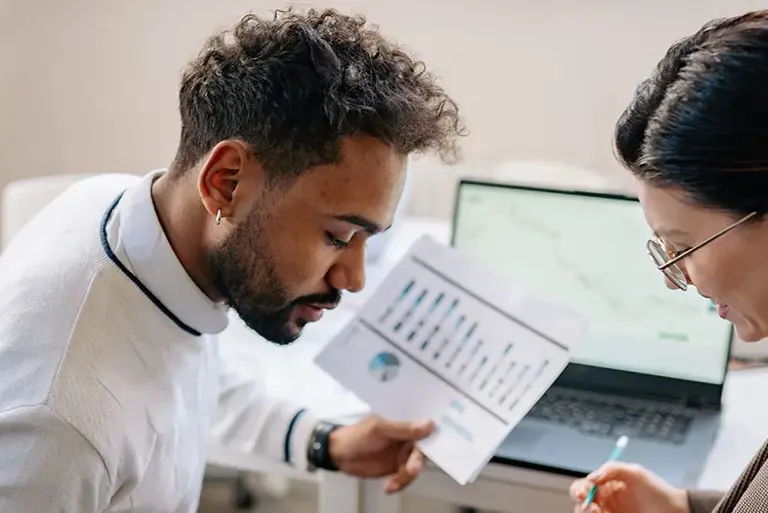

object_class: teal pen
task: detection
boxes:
[581,435,629,510]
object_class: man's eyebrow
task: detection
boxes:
[333,214,390,234]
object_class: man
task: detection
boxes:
[0,8,464,512]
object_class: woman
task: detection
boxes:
[569,10,768,513]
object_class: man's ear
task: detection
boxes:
[197,140,264,220]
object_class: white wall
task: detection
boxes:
[2,0,766,218]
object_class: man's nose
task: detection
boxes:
[328,243,367,293]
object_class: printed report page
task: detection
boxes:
[315,236,587,485]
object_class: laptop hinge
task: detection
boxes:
[683,394,720,411]
[553,384,720,410]
[567,385,682,405]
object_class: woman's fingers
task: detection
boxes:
[587,461,642,485]
[569,478,591,501]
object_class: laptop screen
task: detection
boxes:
[451,181,733,386]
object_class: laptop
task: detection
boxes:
[450,179,733,488]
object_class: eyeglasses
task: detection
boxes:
[647,211,758,291]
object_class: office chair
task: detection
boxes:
[1,174,94,249]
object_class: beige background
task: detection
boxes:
[2,0,766,218]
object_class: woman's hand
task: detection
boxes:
[569,462,690,513]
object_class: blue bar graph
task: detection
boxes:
[468,355,488,384]
[458,338,484,377]
[432,316,469,359]
[379,280,415,323]
[490,361,516,399]
[499,363,530,406]
[479,343,512,391]
[419,299,459,350]
[443,322,479,367]
[407,292,445,342]
[373,278,558,416]
[394,289,427,332]
[508,359,549,410]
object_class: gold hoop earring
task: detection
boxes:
[215,209,222,225]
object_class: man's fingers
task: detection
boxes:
[362,416,433,493]
[397,442,413,467]
[374,418,434,441]
[383,467,410,494]
[384,476,402,494]
[383,465,415,493]
[384,447,424,494]
[405,447,425,475]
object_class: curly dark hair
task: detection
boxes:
[170,8,465,179]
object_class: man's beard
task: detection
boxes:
[206,210,339,345]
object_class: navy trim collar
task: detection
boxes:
[100,192,202,337]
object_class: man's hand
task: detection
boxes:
[327,415,435,494]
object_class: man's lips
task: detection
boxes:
[294,303,339,322]
[307,303,339,310]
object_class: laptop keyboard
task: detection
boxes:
[527,388,694,444]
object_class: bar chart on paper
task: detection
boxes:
[315,236,583,485]
[364,270,562,419]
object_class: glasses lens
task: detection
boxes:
[647,240,688,290]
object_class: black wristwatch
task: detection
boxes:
[307,421,342,472]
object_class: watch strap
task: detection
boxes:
[307,421,341,471]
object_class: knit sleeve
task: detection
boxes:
[686,489,725,513]
[0,404,112,512]
[210,359,320,471]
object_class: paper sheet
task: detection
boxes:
[314,236,587,485]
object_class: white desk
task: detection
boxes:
[210,218,768,513]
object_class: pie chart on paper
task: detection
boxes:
[368,351,401,383]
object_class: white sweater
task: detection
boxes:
[0,171,319,512]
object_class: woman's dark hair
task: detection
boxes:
[170,8,465,179]
[615,10,768,217]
